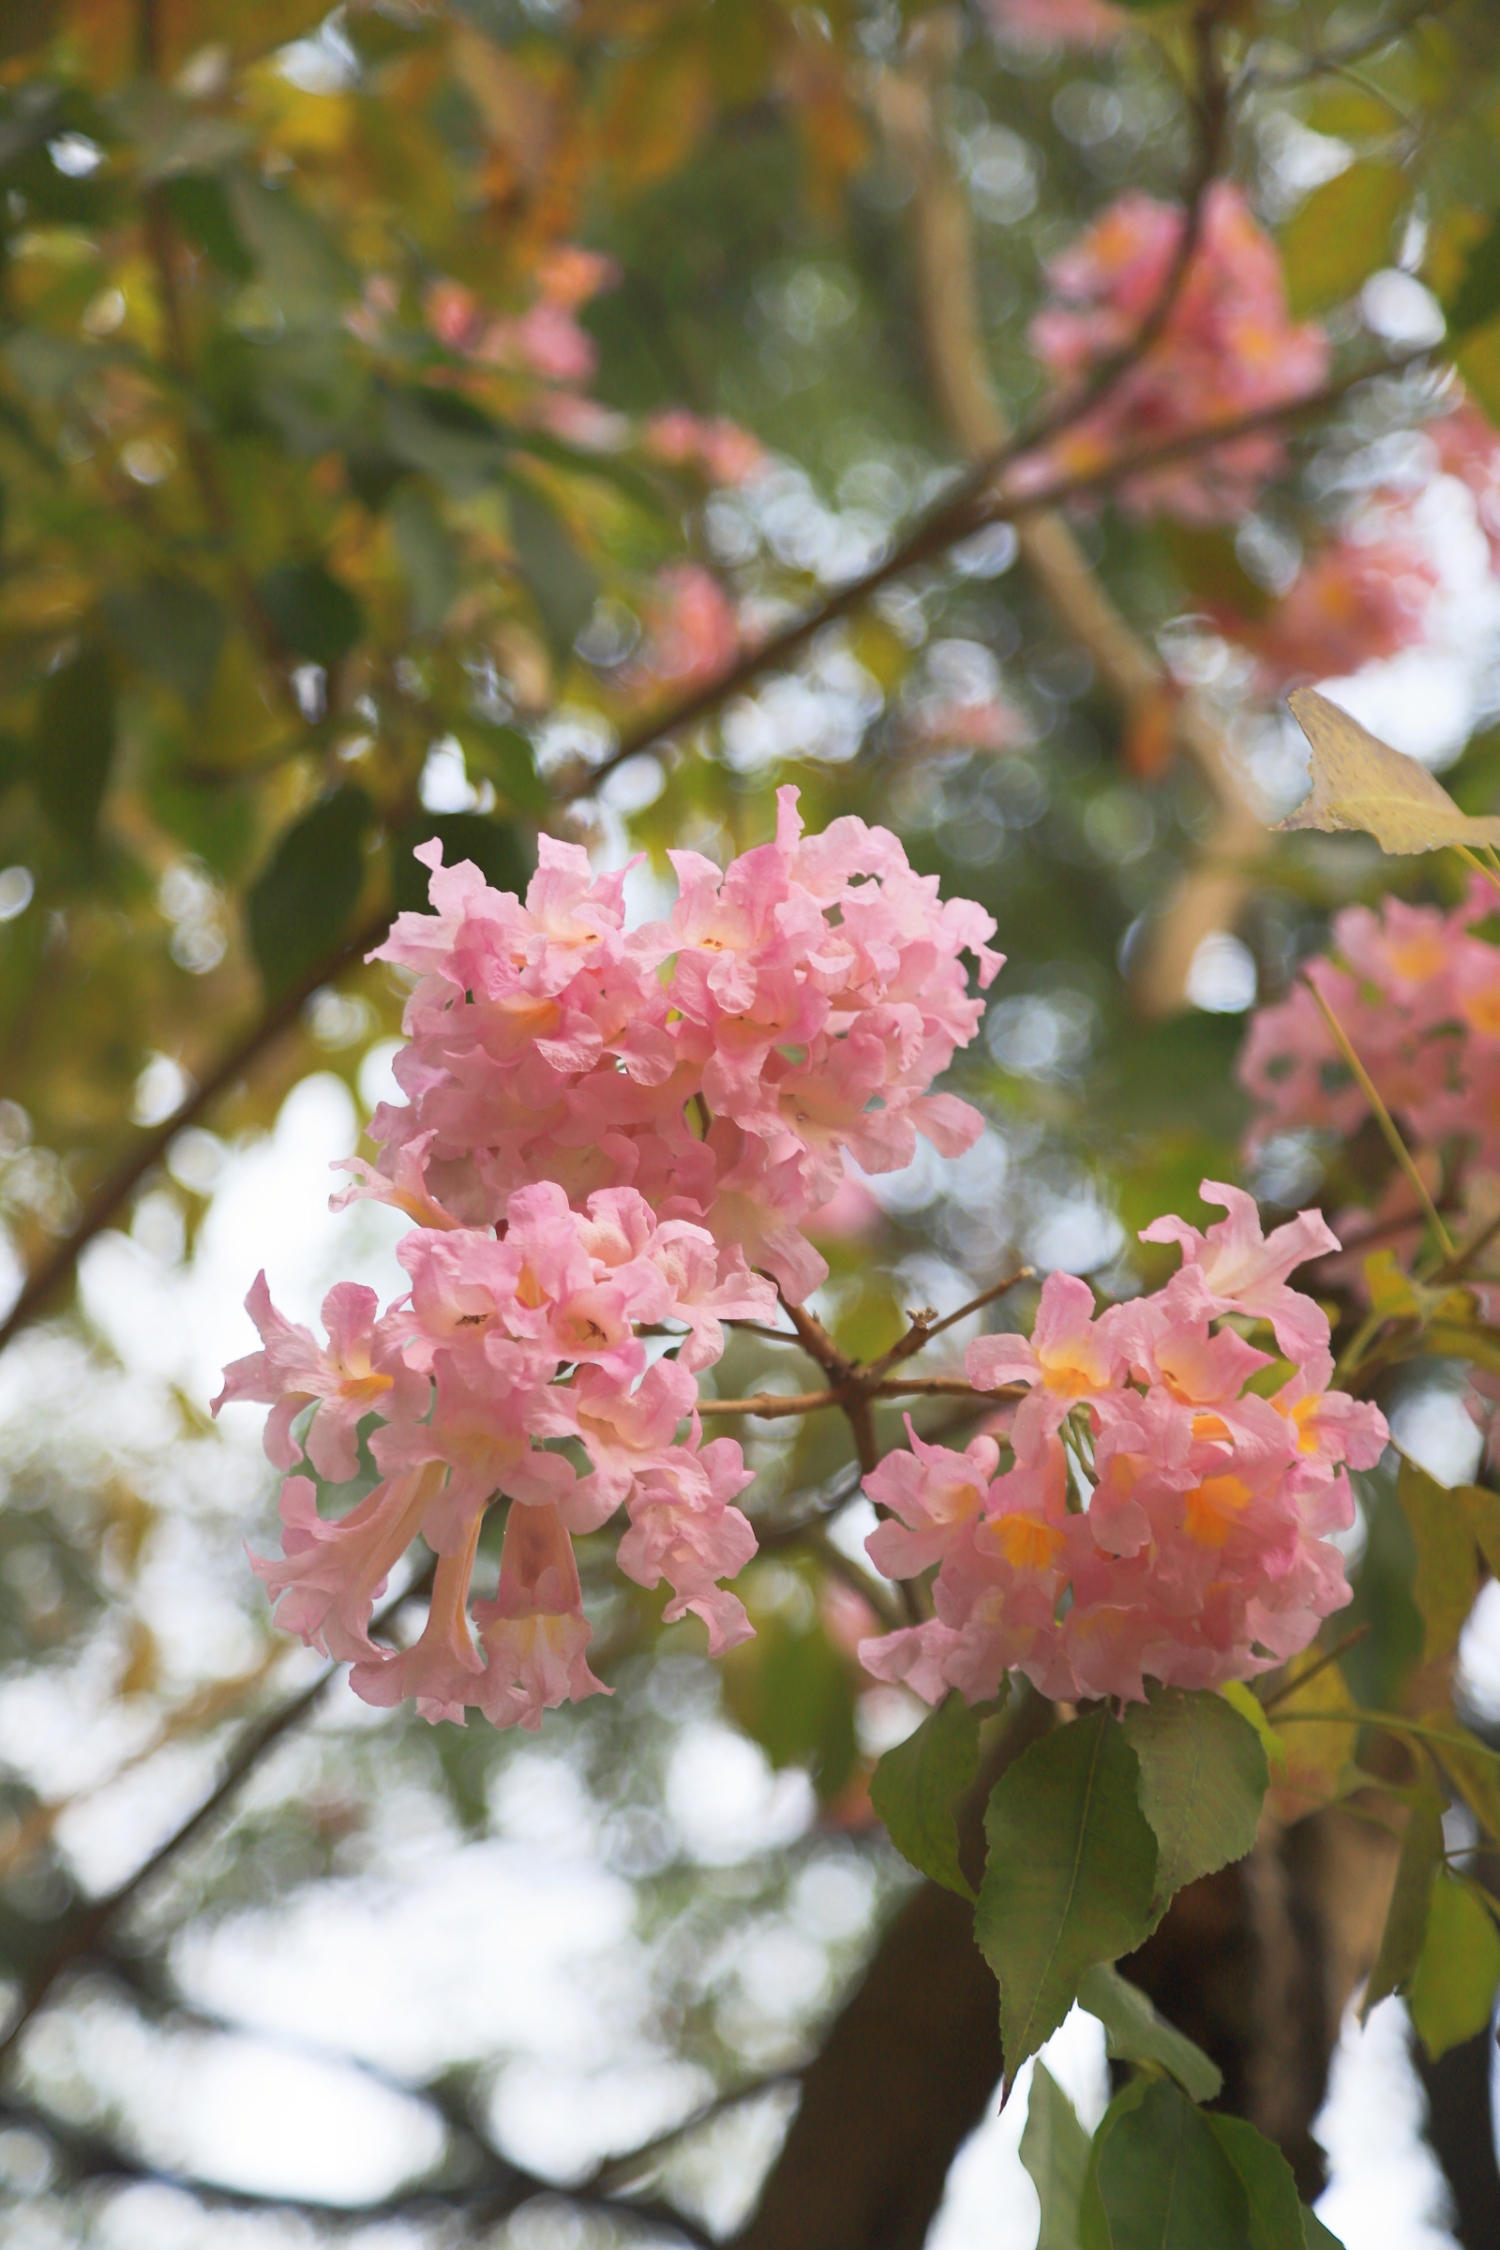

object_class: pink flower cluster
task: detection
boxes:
[215,1183,772,1726]
[642,409,766,486]
[1212,527,1438,695]
[1240,883,1500,1167]
[342,787,1002,1303]
[858,1184,1386,1704]
[221,803,1000,1726]
[1025,184,1329,523]
[425,247,618,387]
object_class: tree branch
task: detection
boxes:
[0,356,1427,1362]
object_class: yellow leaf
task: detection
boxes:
[1277,687,1500,856]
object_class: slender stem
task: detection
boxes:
[864,1266,1030,1383]
[1455,845,1500,901]
[1304,976,1455,1259]
[1258,1622,1372,1711]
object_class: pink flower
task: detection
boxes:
[615,1434,758,1655]
[251,1465,442,1665]
[214,1274,426,1482]
[1214,528,1438,693]
[473,1500,610,1730]
[966,1270,1123,1445]
[1140,1181,1338,1366]
[640,564,739,687]
[859,1178,1385,1706]
[1025,185,1330,523]
[642,410,766,486]
[983,0,1128,46]
[1431,395,1500,572]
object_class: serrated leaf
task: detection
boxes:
[506,480,600,665]
[247,784,372,998]
[1360,1796,1442,2021]
[1077,1963,1222,2103]
[1396,1453,1478,1663]
[1123,1686,1268,1924]
[1282,164,1409,320]
[1407,1872,1500,2061]
[1020,2061,1092,2250]
[102,576,225,705]
[869,1689,986,1899]
[257,563,365,667]
[1206,2116,1310,2250]
[33,641,115,845]
[977,1710,1158,2086]
[1278,687,1500,855]
[390,813,533,916]
[1080,2075,1252,2250]
[1444,213,1500,337]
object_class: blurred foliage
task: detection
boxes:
[3,0,1500,2237]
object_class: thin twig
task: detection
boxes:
[864,1265,1031,1383]
[1305,976,1455,1259]
[1258,1623,1373,1712]
[0,358,1429,1365]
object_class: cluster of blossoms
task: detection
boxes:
[1210,526,1439,697]
[1025,184,1329,524]
[217,1183,772,1727]
[342,787,1002,1303]
[219,800,1001,1723]
[1239,881,1500,1169]
[859,1185,1387,1704]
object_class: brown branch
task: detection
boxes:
[0,363,1426,1362]
[863,1265,1031,1383]
[0,907,387,1356]
[875,6,1267,1020]
[0,1551,435,2070]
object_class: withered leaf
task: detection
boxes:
[1277,688,1500,856]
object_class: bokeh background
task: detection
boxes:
[3,2,1500,2244]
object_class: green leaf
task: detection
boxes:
[869,1690,986,1899]
[224,169,353,329]
[1407,1872,1500,2061]
[385,386,511,497]
[1206,2116,1310,2250]
[976,1710,1158,2085]
[1076,1964,1222,2103]
[33,642,115,846]
[1458,1482,1500,1578]
[1302,2209,1345,2249]
[721,1599,858,1803]
[1220,1681,1286,1769]
[1360,1796,1442,2021]
[102,577,226,705]
[1020,2061,1092,2250]
[389,483,460,637]
[1396,1453,1479,1663]
[1080,2076,1251,2250]
[257,564,365,667]
[1123,1686,1268,1924]
[506,480,600,664]
[1162,525,1273,622]
[246,785,372,998]
[1282,163,1409,319]
[162,173,253,280]
[1445,215,1500,338]
[390,813,533,916]
[453,717,549,818]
